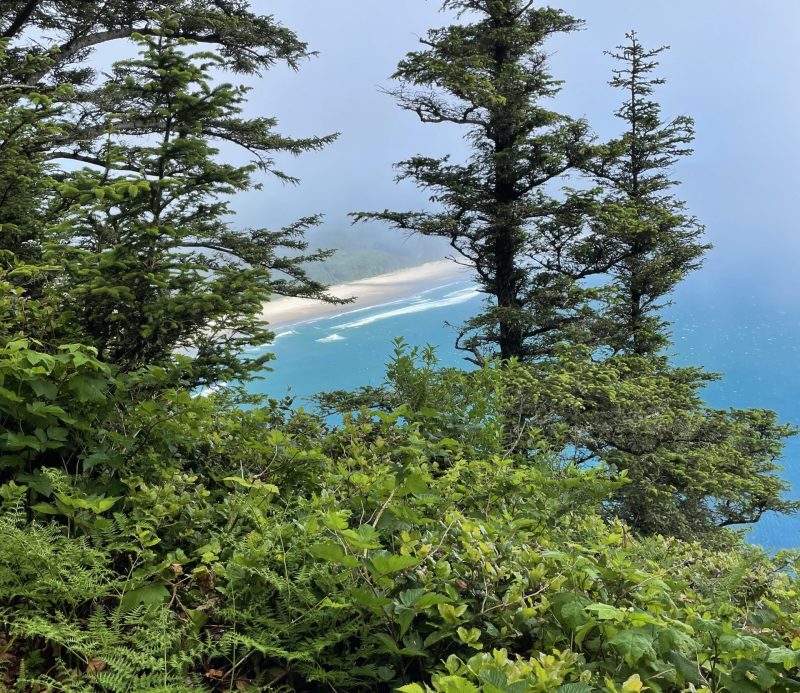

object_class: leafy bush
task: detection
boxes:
[319,341,798,541]
[0,287,796,690]
[1,357,799,691]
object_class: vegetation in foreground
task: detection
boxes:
[1,328,800,691]
[0,1,798,691]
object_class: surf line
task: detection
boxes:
[334,288,481,330]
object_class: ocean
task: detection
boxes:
[251,272,800,550]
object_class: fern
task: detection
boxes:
[0,511,115,610]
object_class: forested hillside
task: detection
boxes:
[0,1,798,692]
[303,249,430,285]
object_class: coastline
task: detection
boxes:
[260,259,472,328]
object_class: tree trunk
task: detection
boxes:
[491,19,523,361]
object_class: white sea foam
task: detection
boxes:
[321,280,475,323]
[321,297,408,321]
[274,330,297,339]
[417,280,466,297]
[335,287,481,330]
[316,333,346,343]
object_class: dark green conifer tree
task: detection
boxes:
[50,12,336,386]
[564,33,795,535]
[0,3,335,363]
[592,33,709,355]
[355,0,618,362]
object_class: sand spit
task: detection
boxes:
[260,260,473,328]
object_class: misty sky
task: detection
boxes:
[231,1,800,303]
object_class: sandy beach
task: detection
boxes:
[260,259,473,328]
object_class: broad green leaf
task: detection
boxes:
[0,386,23,403]
[400,471,430,496]
[557,685,593,693]
[609,629,656,667]
[341,524,383,550]
[309,541,359,568]
[29,380,58,400]
[478,669,510,690]
[587,602,627,621]
[456,626,481,646]
[437,603,468,624]
[668,650,702,685]
[728,660,776,691]
[431,675,479,693]
[120,583,170,611]
[397,607,415,638]
[349,587,391,611]
[767,646,799,668]
[68,374,107,403]
[369,553,419,575]
[417,593,451,609]
[223,476,255,488]
[2,432,44,451]
[552,593,591,630]
[86,496,121,514]
[25,351,55,370]
[398,588,426,608]
[30,503,60,515]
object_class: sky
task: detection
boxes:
[231,0,800,302]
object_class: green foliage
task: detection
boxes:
[0,275,116,483]
[40,13,337,386]
[1,0,311,87]
[1,7,339,389]
[0,56,62,267]
[320,342,797,540]
[0,306,795,690]
[1,378,799,690]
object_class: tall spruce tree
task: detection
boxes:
[355,0,620,362]
[0,4,337,336]
[592,33,709,355]
[0,3,340,386]
[565,33,790,535]
[47,11,336,386]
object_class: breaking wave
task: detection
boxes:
[316,333,346,343]
[335,287,481,330]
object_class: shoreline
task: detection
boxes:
[260,259,472,328]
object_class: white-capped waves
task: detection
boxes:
[316,333,346,343]
[335,287,481,330]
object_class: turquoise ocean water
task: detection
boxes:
[251,272,800,550]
